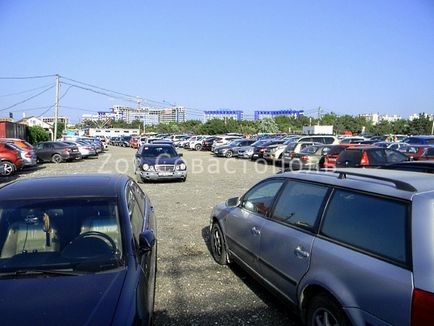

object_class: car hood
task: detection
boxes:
[0,269,127,325]
[140,156,183,165]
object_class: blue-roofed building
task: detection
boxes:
[204,110,244,122]
[254,109,304,121]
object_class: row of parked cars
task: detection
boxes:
[0,136,107,177]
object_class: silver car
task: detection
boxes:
[209,169,434,326]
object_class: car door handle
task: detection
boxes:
[251,226,261,236]
[294,246,310,259]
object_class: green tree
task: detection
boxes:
[56,122,65,139]
[28,126,50,144]
[257,118,279,133]
[408,115,432,135]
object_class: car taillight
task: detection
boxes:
[360,151,369,166]
[300,155,309,161]
[412,288,434,326]
[25,152,32,158]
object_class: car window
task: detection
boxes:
[367,149,386,165]
[385,149,407,163]
[126,187,144,242]
[321,190,409,266]
[271,181,329,230]
[425,147,434,157]
[241,179,284,216]
[323,137,335,144]
[426,139,434,145]
[337,150,361,164]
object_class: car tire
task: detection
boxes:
[51,154,63,164]
[195,144,202,151]
[1,161,16,176]
[210,223,229,265]
[306,294,350,326]
[225,151,233,158]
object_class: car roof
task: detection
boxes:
[0,174,130,200]
[141,143,174,147]
[273,168,434,200]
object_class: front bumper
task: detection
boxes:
[138,170,187,180]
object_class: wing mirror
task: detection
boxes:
[138,230,156,253]
[226,197,239,207]
[178,153,183,157]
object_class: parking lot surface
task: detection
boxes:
[7,146,301,326]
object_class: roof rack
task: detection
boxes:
[335,171,417,192]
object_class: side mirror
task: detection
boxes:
[178,153,183,157]
[226,197,239,207]
[135,153,140,158]
[138,230,156,253]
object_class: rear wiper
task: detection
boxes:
[0,269,84,277]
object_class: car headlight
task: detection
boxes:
[176,163,186,171]
[142,163,149,171]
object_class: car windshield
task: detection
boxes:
[0,198,123,274]
[141,146,178,158]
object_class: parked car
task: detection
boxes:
[237,140,269,159]
[202,136,221,151]
[297,135,339,145]
[188,136,209,151]
[0,174,157,325]
[251,140,285,160]
[211,136,242,151]
[135,144,187,182]
[213,139,256,158]
[263,139,299,162]
[403,135,434,145]
[173,135,190,147]
[417,146,434,161]
[381,161,434,173]
[374,142,409,152]
[400,145,430,161]
[285,144,333,170]
[129,136,140,149]
[62,141,98,158]
[336,147,409,168]
[321,144,365,168]
[34,141,81,163]
[0,143,24,176]
[209,169,434,326]
[339,136,367,144]
[281,142,324,164]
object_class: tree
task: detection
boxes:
[28,126,50,144]
[56,122,65,139]
[257,118,279,133]
[408,115,432,135]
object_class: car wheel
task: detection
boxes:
[306,294,350,326]
[210,223,228,265]
[51,154,63,164]
[225,151,233,158]
[1,161,16,176]
[195,144,202,151]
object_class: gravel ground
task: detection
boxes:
[5,146,302,326]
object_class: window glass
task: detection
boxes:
[272,182,328,229]
[127,188,143,240]
[367,150,386,165]
[321,190,408,265]
[426,139,434,145]
[385,149,407,163]
[241,179,284,216]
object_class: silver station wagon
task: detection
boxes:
[209,169,434,326]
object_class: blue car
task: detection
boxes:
[403,135,434,145]
[0,174,157,325]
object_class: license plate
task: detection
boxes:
[329,158,336,161]
[158,172,173,176]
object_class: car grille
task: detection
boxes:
[155,165,175,172]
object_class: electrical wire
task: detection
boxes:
[0,74,56,80]
[0,85,55,112]
[0,83,54,98]
[36,86,73,118]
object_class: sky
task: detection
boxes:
[0,0,433,123]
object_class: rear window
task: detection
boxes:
[367,149,386,165]
[321,190,409,266]
[327,146,346,155]
[337,150,362,163]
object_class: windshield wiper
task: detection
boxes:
[0,269,84,278]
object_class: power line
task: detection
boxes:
[0,83,54,98]
[36,86,73,118]
[0,74,56,80]
[0,85,55,112]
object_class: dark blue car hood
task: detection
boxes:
[139,156,183,165]
[0,269,127,325]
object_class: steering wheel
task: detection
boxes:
[61,231,117,259]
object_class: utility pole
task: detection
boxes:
[53,74,60,141]
[431,118,434,135]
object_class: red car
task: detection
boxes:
[403,145,431,160]
[0,142,24,176]
[129,136,140,149]
[322,144,367,168]
[417,146,434,161]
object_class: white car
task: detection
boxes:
[211,136,242,152]
[188,135,208,150]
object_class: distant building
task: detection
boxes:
[86,128,140,138]
[302,125,334,135]
[204,110,243,122]
[380,114,402,123]
[409,113,434,121]
[16,116,53,138]
[159,107,186,124]
[360,113,401,125]
[254,109,304,121]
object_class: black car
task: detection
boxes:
[135,144,187,182]
[381,161,434,173]
[251,140,284,160]
[0,174,157,325]
[202,137,220,151]
[336,147,409,168]
[34,141,81,163]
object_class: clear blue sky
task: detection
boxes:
[1,0,433,122]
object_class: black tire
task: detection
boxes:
[51,153,63,164]
[1,161,16,176]
[210,223,228,265]
[306,294,350,326]
[195,144,202,151]
[225,150,233,158]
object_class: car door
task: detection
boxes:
[41,143,54,161]
[258,180,330,303]
[224,178,285,270]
